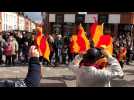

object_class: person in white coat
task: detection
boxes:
[69,47,124,87]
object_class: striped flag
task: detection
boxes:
[35,28,50,62]
[96,34,113,55]
[90,23,104,47]
[70,35,80,53]
[70,24,90,54]
[77,24,90,53]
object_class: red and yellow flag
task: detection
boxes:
[35,27,50,62]
[70,35,80,53]
[90,23,104,47]
[38,35,50,62]
[77,24,90,53]
[70,24,90,54]
[96,34,113,55]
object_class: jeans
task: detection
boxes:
[55,48,62,64]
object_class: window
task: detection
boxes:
[108,14,120,24]
[85,14,98,23]
[75,14,85,24]
[56,15,63,24]
[64,14,75,23]
[98,14,108,24]
[49,14,56,22]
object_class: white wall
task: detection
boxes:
[28,20,31,32]
[19,15,25,30]
[2,12,18,31]
[31,22,36,31]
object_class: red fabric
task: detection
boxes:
[35,32,42,40]
[77,28,86,53]
[89,23,97,39]
[96,34,111,48]
[89,16,97,39]
[4,42,12,56]
[39,36,46,55]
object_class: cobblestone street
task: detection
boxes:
[0,62,133,87]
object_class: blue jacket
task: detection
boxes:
[24,57,41,87]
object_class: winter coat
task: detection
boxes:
[11,39,18,55]
[0,36,6,48]
[69,55,124,87]
[4,41,12,56]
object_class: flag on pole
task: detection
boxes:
[35,27,50,62]
[70,34,80,53]
[70,24,90,54]
[96,34,113,55]
[89,16,104,47]
[77,24,90,53]
[41,36,50,62]
[90,23,104,47]
[35,27,43,45]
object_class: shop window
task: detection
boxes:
[56,15,63,24]
[104,24,114,34]
[98,14,108,24]
[75,14,85,24]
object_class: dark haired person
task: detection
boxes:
[69,47,124,87]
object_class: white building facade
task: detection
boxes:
[18,15,25,30]
[31,22,36,31]
[2,12,18,31]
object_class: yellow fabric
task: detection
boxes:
[37,35,43,46]
[93,24,104,47]
[100,38,113,56]
[106,38,113,55]
[43,40,50,62]
[80,26,90,51]
[71,35,80,53]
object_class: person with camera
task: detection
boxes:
[69,46,124,87]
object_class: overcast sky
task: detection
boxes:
[24,12,42,23]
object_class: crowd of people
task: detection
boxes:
[0,29,133,87]
[0,30,133,68]
[0,31,34,66]
[0,30,77,66]
[113,40,134,69]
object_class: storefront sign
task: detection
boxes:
[85,14,98,23]
[49,14,56,22]
[64,14,75,23]
[108,14,120,24]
